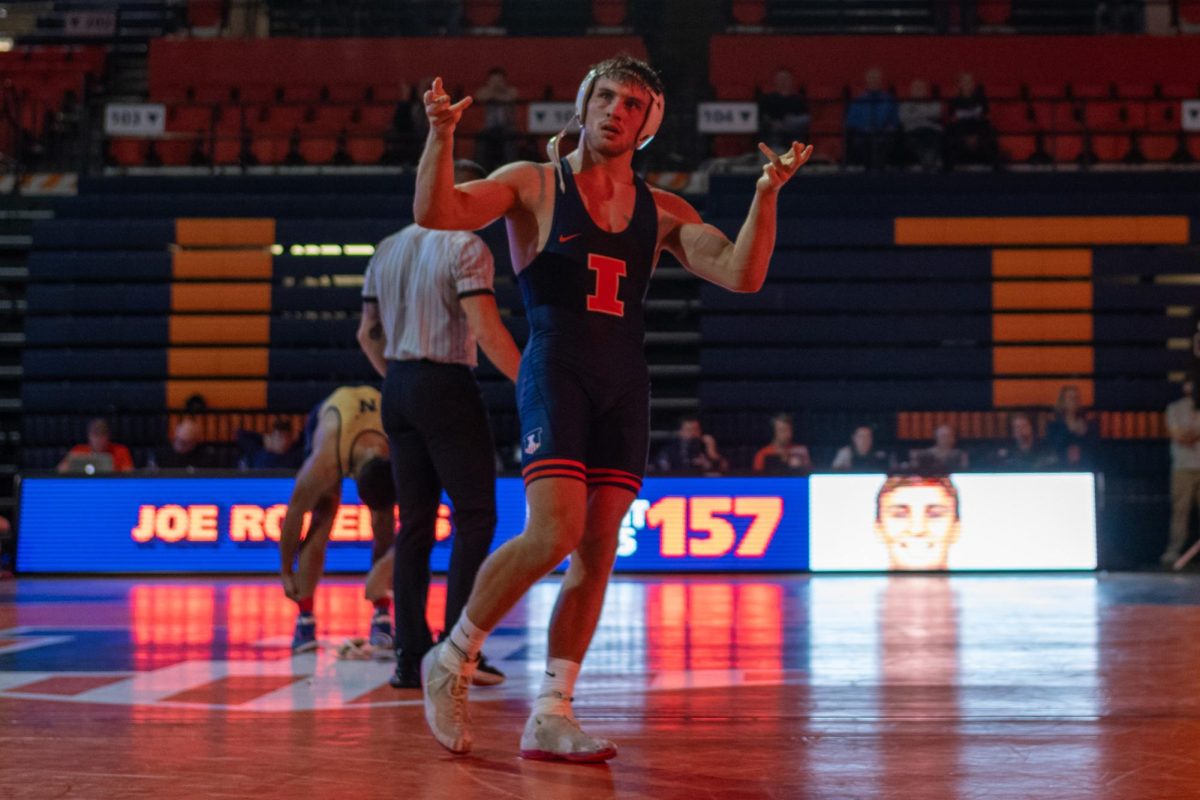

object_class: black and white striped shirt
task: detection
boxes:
[362,224,495,367]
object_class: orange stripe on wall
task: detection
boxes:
[175,218,275,247]
[169,315,270,345]
[993,346,1094,375]
[173,251,272,279]
[992,281,1092,310]
[896,216,1189,245]
[168,348,269,378]
[171,283,271,312]
[992,313,1092,342]
[993,379,1094,408]
[167,380,267,410]
[991,249,1092,277]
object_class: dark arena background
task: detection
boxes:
[3,1,1200,797]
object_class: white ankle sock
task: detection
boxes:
[533,658,581,715]
[443,613,489,668]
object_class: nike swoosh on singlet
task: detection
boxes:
[558,233,582,243]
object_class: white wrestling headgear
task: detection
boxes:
[547,66,665,189]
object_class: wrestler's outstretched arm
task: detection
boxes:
[656,141,812,293]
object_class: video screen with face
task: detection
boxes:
[808,473,1097,571]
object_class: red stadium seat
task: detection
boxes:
[711,135,754,159]
[299,136,338,164]
[1145,101,1179,132]
[464,0,503,27]
[593,0,627,26]
[810,134,843,165]
[1136,134,1177,162]
[109,138,148,167]
[1119,103,1146,130]
[251,135,289,165]
[731,0,767,25]
[167,105,214,132]
[155,137,198,167]
[1051,135,1084,163]
[977,0,1011,24]
[348,137,385,165]
[355,104,395,132]
[1091,134,1130,162]
[809,100,845,135]
[264,105,307,133]
[1027,101,1055,130]
[1083,101,1124,132]
[310,105,355,132]
[1053,102,1083,132]
[188,0,224,28]
[991,102,1034,134]
[1183,1,1200,23]
[999,135,1037,163]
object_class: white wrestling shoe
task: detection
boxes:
[421,641,476,754]
[519,692,618,763]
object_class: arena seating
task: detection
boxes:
[102,36,649,169]
[0,46,103,148]
[708,35,1200,166]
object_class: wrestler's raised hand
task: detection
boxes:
[756,141,813,193]
[424,77,473,136]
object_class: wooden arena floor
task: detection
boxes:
[2,573,1200,799]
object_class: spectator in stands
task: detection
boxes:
[474,67,519,171]
[898,79,943,172]
[1046,385,1096,466]
[1162,380,1200,566]
[908,424,969,473]
[758,68,811,155]
[386,80,429,166]
[655,415,728,475]
[753,412,811,475]
[57,418,134,473]
[944,72,998,169]
[844,67,899,171]
[150,419,219,470]
[238,419,303,470]
[992,412,1055,471]
[832,425,891,472]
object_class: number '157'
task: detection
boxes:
[645,496,784,558]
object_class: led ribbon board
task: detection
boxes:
[16,476,810,574]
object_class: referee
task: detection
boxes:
[357,159,520,688]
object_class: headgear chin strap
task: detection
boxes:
[548,67,665,190]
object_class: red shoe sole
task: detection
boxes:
[519,747,617,764]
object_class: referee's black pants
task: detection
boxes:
[382,359,498,658]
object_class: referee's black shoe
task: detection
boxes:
[473,653,506,686]
[389,651,422,689]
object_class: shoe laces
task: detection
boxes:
[448,671,471,725]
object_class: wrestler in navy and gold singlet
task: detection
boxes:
[517,161,656,493]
